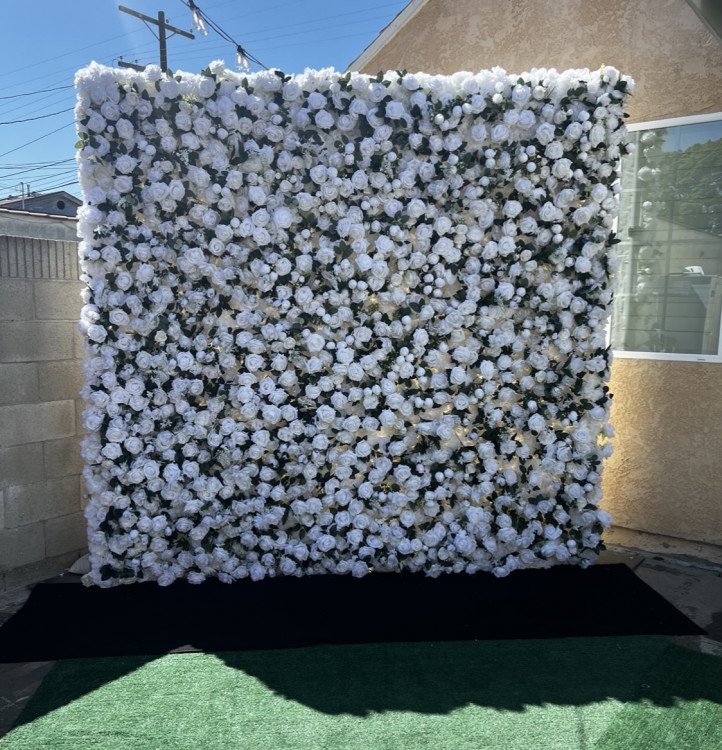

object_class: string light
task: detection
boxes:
[180,0,269,71]
[188,1,208,35]
[236,46,250,73]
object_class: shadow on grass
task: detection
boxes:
[214,636,722,715]
[3,566,717,743]
[10,636,722,737]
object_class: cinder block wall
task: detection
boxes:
[0,234,87,590]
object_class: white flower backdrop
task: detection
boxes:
[75,62,633,586]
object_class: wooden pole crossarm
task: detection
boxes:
[118,60,146,72]
[118,6,195,39]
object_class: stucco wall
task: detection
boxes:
[0,233,86,590]
[605,359,722,545]
[357,0,722,121]
[358,0,722,547]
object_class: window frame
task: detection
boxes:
[610,110,722,364]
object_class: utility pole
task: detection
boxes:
[117,6,194,72]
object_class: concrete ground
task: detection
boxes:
[0,548,721,737]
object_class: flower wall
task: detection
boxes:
[75,62,633,586]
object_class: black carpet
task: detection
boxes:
[0,564,704,662]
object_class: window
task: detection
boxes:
[56,200,66,210]
[610,113,722,362]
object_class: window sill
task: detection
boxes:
[611,350,722,364]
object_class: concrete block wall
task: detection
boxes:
[0,234,86,591]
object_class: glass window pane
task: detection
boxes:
[611,118,722,356]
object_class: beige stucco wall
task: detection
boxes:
[357,0,722,122]
[358,0,722,547]
[606,360,722,545]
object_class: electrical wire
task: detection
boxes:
[0,87,76,119]
[222,1,405,36]
[23,167,79,184]
[0,122,75,160]
[0,165,78,191]
[0,84,75,100]
[0,54,118,120]
[25,178,80,194]
[168,11,404,64]
[0,107,74,126]
[110,2,403,73]
[250,30,383,55]
[0,14,186,84]
[181,0,268,70]
[0,158,75,179]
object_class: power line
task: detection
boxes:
[2,175,81,195]
[0,158,75,179]
[0,54,120,119]
[172,28,387,66]
[0,158,75,169]
[23,167,79,185]
[181,0,268,70]
[168,11,405,63]
[0,166,77,191]
[0,87,76,119]
[0,14,185,84]
[25,179,80,194]
[0,107,74,126]
[0,84,74,101]
[251,30,383,55]
[221,1,405,37]
[0,122,75,160]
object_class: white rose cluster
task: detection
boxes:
[74,61,632,586]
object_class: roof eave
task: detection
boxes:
[346,0,432,73]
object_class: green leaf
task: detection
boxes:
[338,241,353,259]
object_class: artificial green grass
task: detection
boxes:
[4,636,721,750]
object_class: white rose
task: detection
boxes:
[314,110,334,129]
[539,202,562,223]
[504,200,523,218]
[385,100,406,119]
[528,414,546,433]
[470,123,487,141]
[273,206,293,229]
[295,287,314,306]
[565,122,584,140]
[575,256,592,273]
[306,333,325,352]
[115,118,134,140]
[544,140,564,159]
[535,122,556,145]
[317,405,335,423]
[177,352,195,370]
[355,253,373,273]
[490,123,509,141]
[309,165,328,184]
[573,205,594,226]
[86,324,107,343]
[109,309,129,326]
[248,186,267,205]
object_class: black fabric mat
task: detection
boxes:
[0,564,704,662]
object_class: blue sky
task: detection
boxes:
[0,0,406,199]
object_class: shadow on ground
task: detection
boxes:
[11,636,722,731]
[3,562,722,746]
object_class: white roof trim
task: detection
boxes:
[346,0,431,73]
[0,207,78,222]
